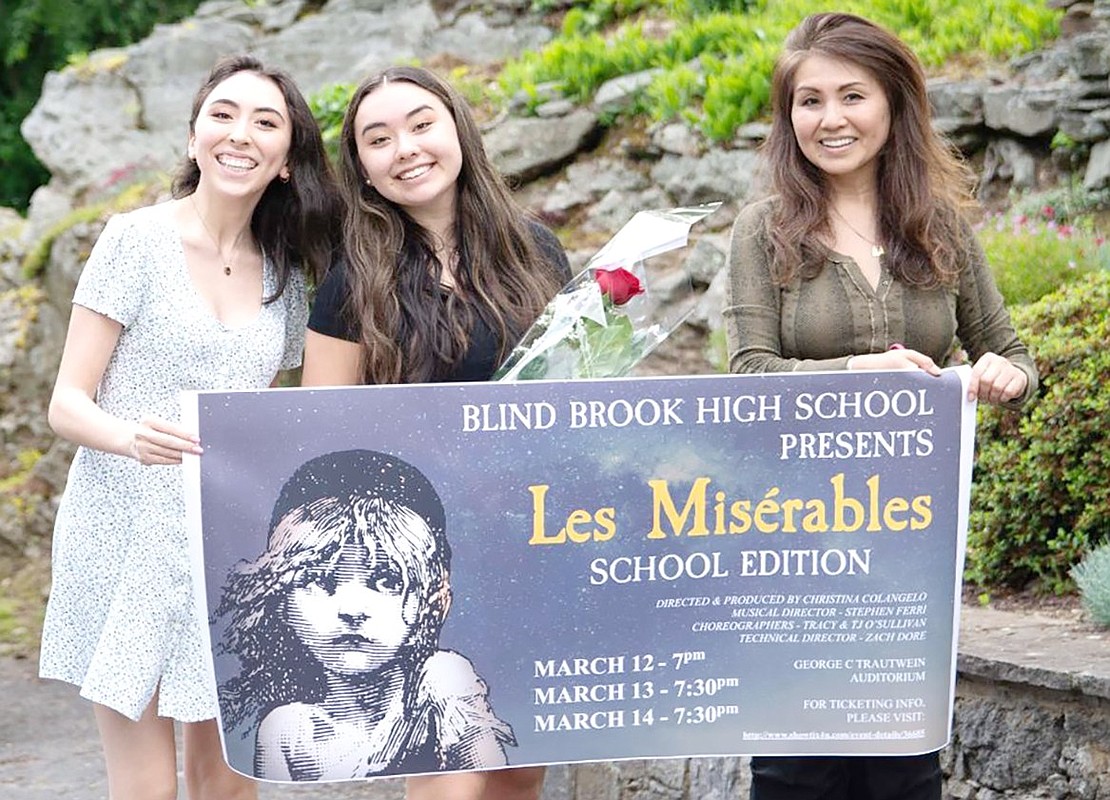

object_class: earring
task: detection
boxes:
[280,173,290,184]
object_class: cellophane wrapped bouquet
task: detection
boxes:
[493,203,720,381]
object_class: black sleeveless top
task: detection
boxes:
[308,221,571,382]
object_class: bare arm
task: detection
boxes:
[301,329,363,386]
[48,305,201,464]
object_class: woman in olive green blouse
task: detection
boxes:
[724,11,1037,800]
[726,196,1037,408]
[725,12,1036,410]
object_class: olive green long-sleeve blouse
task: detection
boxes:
[723,198,1038,407]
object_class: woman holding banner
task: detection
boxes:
[724,12,1037,800]
[301,65,570,799]
[40,55,339,800]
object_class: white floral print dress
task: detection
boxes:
[39,202,308,722]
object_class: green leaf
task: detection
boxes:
[575,313,643,378]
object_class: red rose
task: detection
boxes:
[594,266,644,306]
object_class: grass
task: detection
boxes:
[498,0,1060,140]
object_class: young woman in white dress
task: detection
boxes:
[40,54,339,800]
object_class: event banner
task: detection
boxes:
[183,367,976,783]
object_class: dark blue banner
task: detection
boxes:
[184,367,975,782]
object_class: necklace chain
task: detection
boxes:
[191,194,246,276]
[831,206,885,258]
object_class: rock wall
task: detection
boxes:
[947,678,1109,800]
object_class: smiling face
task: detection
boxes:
[188,70,292,199]
[351,80,463,223]
[789,53,891,190]
[284,537,416,677]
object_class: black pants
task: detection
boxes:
[750,753,942,800]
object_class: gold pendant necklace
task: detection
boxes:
[191,194,246,276]
[831,206,885,258]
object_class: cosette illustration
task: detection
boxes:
[212,448,515,781]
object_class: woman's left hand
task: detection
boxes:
[968,352,1028,405]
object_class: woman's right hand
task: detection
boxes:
[129,416,203,465]
[846,348,941,376]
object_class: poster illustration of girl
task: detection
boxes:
[212,448,515,781]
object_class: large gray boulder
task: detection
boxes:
[21,21,256,193]
[21,0,555,199]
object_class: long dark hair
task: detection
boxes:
[337,66,562,384]
[171,54,341,299]
[215,449,451,731]
[763,12,975,287]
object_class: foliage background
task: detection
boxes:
[499,0,1058,141]
[1,0,1107,613]
[0,0,202,211]
[968,271,1110,593]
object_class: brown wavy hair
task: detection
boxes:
[763,12,976,287]
[337,66,562,384]
[172,54,341,299]
[215,449,451,732]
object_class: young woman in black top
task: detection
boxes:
[302,65,569,800]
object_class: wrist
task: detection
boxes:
[122,422,142,462]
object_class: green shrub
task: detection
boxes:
[1,0,203,211]
[645,63,705,124]
[1073,543,1110,627]
[308,82,354,166]
[967,271,1110,593]
[560,0,656,34]
[498,0,1060,141]
[698,47,776,140]
[977,211,1109,306]
[532,0,654,30]
[1048,130,1091,172]
[705,326,728,372]
[447,66,499,111]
